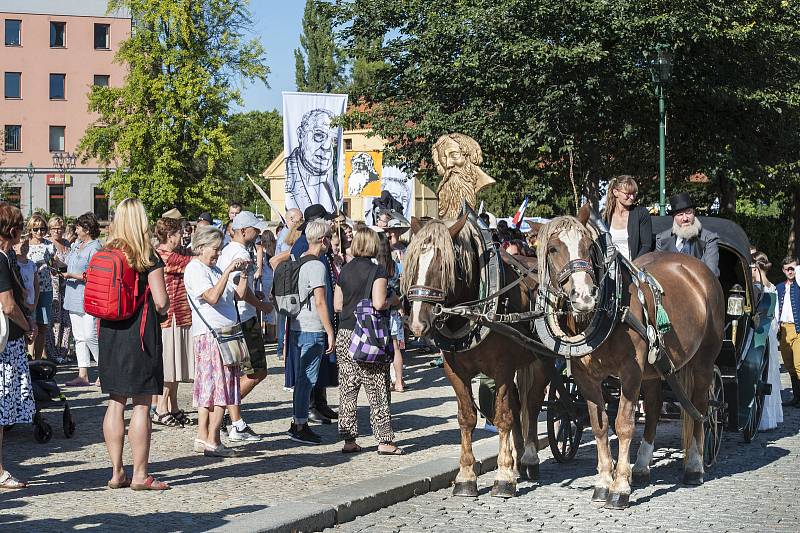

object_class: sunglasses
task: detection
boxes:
[32,227,47,232]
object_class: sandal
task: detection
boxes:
[107,475,131,489]
[130,475,171,491]
[152,412,181,427]
[0,470,27,489]
[341,442,363,454]
[172,410,196,427]
[377,445,405,456]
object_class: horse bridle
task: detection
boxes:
[541,239,604,305]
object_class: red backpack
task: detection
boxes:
[84,248,149,346]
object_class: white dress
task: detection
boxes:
[759,285,784,431]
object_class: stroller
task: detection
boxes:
[27,360,76,443]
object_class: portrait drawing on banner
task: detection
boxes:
[345,151,381,197]
[285,108,338,212]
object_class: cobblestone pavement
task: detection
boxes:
[329,373,800,533]
[1,345,496,532]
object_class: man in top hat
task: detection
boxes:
[655,192,720,276]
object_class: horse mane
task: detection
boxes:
[402,219,479,295]
[536,215,592,260]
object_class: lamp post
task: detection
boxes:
[650,45,673,215]
[26,162,34,217]
[52,151,77,216]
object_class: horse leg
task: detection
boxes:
[442,358,479,497]
[632,378,662,486]
[606,360,643,510]
[517,359,548,480]
[510,382,525,480]
[682,362,713,486]
[491,375,518,498]
[573,369,613,503]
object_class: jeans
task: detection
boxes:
[276,312,287,359]
[288,330,326,424]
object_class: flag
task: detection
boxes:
[478,201,485,214]
[511,196,529,228]
[248,175,285,224]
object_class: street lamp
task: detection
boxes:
[26,162,34,217]
[650,44,673,215]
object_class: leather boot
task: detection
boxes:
[783,375,800,407]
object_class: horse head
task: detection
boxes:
[538,204,598,314]
[403,214,474,337]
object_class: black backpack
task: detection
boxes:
[270,254,320,318]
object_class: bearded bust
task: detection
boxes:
[433,133,495,219]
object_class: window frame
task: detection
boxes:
[93,74,110,87]
[4,19,22,46]
[49,125,66,152]
[4,71,21,99]
[4,124,22,152]
[49,73,66,100]
[1,186,22,208]
[93,186,110,221]
[48,185,65,217]
[93,23,110,50]
[50,21,66,48]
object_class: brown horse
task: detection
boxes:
[537,208,724,509]
[403,216,551,498]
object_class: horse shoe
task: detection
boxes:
[452,480,479,497]
[490,480,516,499]
[591,486,609,502]
[604,492,630,510]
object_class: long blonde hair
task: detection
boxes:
[602,175,639,225]
[105,198,155,271]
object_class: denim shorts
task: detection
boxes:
[390,311,404,341]
[35,290,54,326]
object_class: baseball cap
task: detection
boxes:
[197,212,213,224]
[231,211,268,231]
[162,208,183,219]
[299,204,336,231]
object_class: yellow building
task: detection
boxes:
[262,128,437,222]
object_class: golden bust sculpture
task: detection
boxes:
[433,133,496,219]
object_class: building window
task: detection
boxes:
[93,75,109,87]
[1,186,21,208]
[4,125,21,151]
[344,138,353,150]
[4,72,21,98]
[49,126,65,152]
[50,21,66,47]
[4,19,21,46]
[93,187,109,220]
[94,24,110,49]
[49,186,65,216]
[49,74,65,99]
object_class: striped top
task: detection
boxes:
[157,246,193,328]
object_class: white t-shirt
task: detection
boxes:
[609,227,630,261]
[780,282,795,324]
[18,259,37,307]
[217,241,256,323]
[184,259,238,336]
[275,226,291,254]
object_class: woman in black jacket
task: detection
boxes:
[603,175,652,261]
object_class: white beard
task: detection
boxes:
[673,218,701,241]
[348,169,371,196]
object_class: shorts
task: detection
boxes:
[35,291,54,325]
[239,316,266,376]
[390,311,404,342]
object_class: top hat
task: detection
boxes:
[667,192,696,214]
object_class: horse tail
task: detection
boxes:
[678,365,696,462]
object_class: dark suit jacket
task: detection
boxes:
[655,226,720,276]
[624,205,653,260]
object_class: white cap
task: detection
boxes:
[231,211,267,231]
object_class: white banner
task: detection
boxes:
[282,92,348,214]
[362,166,414,224]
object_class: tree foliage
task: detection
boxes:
[78,0,269,218]
[332,0,800,218]
[295,0,346,92]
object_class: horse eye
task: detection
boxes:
[548,246,558,254]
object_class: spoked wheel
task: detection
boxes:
[742,352,769,443]
[547,374,585,463]
[703,366,725,468]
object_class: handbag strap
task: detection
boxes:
[187,290,222,341]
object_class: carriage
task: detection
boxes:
[546,216,776,465]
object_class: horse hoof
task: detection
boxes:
[453,481,478,497]
[519,463,539,481]
[631,470,650,486]
[490,480,516,498]
[682,471,704,486]
[604,492,630,510]
[591,487,609,502]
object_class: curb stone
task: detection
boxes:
[210,431,548,533]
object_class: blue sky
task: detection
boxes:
[237,1,306,114]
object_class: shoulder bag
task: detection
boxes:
[188,290,250,368]
[348,263,394,364]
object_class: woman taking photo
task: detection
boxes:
[333,227,403,455]
[602,175,652,261]
[153,217,194,428]
[45,216,72,362]
[184,226,249,458]
[0,202,37,489]
[63,213,103,387]
[26,214,55,360]
[99,198,170,491]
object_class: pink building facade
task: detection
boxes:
[1,1,130,219]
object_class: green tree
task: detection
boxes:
[219,110,283,217]
[295,0,345,92]
[332,1,800,221]
[78,0,269,218]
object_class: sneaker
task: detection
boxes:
[288,423,322,444]
[228,424,262,442]
[204,443,240,458]
[308,408,332,425]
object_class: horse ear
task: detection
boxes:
[410,216,423,235]
[448,215,468,239]
[577,203,591,226]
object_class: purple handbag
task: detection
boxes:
[347,265,394,364]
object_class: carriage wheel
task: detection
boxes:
[547,374,584,463]
[742,352,769,443]
[703,366,725,468]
